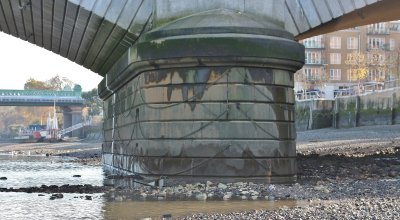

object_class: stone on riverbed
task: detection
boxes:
[50,193,64,200]
[195,193,207,201]
[217,183,227,190]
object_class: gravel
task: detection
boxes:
[180,125,400,219]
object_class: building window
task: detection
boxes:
[303,35,323,48]
[367,23,388,34]
[330,53,341,64]
[347,69,354,81]
[347,37,358,49]
[305,51,322,64]
[368,37,385,50]
[390,38,395,51]
[368,53,385,64]
[330,69,341,80]
[368,69,385,81]
[303,68,321,81]
[390,23,400,32]
[330,36,341,49]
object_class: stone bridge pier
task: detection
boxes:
[99,2,304,183]
[62,106,83,138]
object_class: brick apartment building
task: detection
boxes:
[295,21,400,99]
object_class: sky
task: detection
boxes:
[0,32,103,91]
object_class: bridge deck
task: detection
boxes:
[0,89,83,106]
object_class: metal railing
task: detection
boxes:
[0,89,84,105]
[296,79,400,101]
[0,96,84,105]
[367,29,390,35]
[59,120,91,136]
[0,89,81,97]
[341,79,400,97]
[295,91,326,101]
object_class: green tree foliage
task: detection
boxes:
[82,88,102,116]
[24,78,52,90]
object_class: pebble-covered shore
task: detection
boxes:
[183,197,400,219]
[179,125,400,219]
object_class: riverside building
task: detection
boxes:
[295,21,400,99]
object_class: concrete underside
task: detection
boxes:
[1,0,395,76]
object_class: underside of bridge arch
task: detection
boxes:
[0,0,153,76]
[295,0,400,40]
[0,0,399,76]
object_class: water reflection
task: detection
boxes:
[102,200,299,219]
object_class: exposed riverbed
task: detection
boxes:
[0,142,300,219]
[0,125,399,219]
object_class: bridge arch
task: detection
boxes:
[1,0,399,77]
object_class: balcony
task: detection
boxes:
[304,43,325,49]
[304,60,325,65]
[366,43,390,51]
[367,29,390,35]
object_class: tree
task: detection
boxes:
[24,78,52,90]
[345,51,368,93]
[46,75,75,90]
[24,75,75,91]
[0,107,24,133]
[388,48,400,87]
[294,67,329,89]
[82,88,102,116]
[367,49,396,82]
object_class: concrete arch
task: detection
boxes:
[0,0,153,76]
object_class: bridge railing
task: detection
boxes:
[0,89,82,97]
[296,79,400,101]
[59,120,91,136]
[0,96,84,104]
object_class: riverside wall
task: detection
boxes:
[296,88,400,130]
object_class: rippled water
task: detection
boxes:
[0,154,299,219]
[0,155,104,188]
[0,192,104,220]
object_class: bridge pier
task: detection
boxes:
[62,106,83,138]
[99,7,304,183]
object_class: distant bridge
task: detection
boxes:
[0,89,83,106]
[0,88,85,137]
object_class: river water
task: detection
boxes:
[0,154,299,219]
